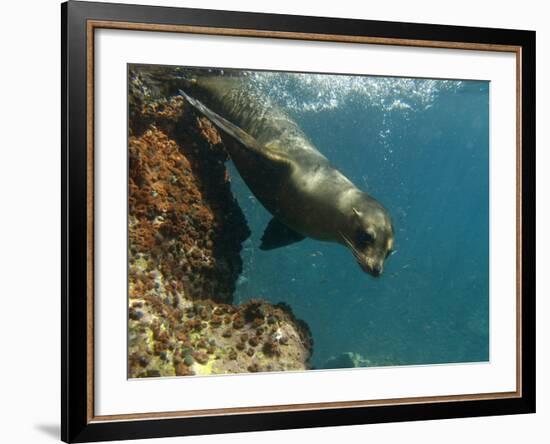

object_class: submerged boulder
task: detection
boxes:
[320,351,402,370]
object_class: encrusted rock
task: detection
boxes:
[127,65,312,378]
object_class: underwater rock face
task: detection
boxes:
[127,65,312,378]
[128,124,242,305]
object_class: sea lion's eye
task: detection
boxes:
[356,230,374,247]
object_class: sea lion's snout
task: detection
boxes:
[357,256,384,277]
[370,263,383,277]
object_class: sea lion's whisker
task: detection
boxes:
[340,232,356,252]
[339,231,363,261]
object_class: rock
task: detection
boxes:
[127,65,313,378]
[320,351,401,370]
[321,352,368,369]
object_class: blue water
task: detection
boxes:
[228,72,489,369]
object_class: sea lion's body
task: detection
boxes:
[181,71,394,276]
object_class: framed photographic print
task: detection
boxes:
[61,1,536,442]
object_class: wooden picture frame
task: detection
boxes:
[62,1,535,442]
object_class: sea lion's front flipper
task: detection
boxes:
[178,89,290,170]
[260,218,305,250]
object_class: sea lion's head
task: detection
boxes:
[341,198,394,277]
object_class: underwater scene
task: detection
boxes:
[127,64,489,378]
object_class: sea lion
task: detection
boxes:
[179,70,394,276]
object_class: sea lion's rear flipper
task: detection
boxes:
[260,218,305,250]
[178,89,291,171]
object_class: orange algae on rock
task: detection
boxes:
[127,65,312,378]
